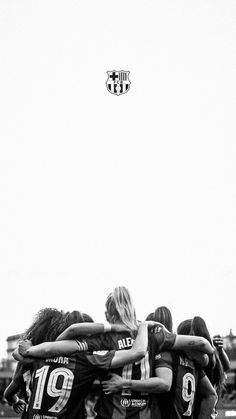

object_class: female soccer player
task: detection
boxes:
[150,319,217,419]
[177,316,226,419]
[4,307,64,417]
[18,319,151,419]
[26,286,214,419]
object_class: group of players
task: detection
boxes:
[4,286,230,419]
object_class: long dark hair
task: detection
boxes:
[22,307,64,344]
[153,306,173,332]
[177,319,192,335]
[191,316,225,395]
[23,308,94,344]
[145,313,154,321]
[55,310,94,338]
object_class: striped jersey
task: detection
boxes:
[75,325,176,419]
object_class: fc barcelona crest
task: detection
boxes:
[106,70,131,96]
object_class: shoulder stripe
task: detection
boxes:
[75,339,88,352]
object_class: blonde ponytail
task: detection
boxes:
[105,286,138,331]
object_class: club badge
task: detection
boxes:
[106,70,131,96]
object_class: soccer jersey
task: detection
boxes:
[75,326,176,419]
[154,351,205,419]
[12,362,33,418]
[13,362,32,402]
[25,350,115,419]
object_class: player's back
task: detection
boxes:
[83,331,152,419]
[155,352,202,419]
[76,326,177,418]
[26,351,115,419]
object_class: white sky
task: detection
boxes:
[0,0,236,360]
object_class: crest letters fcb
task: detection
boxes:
[106,70,131,96]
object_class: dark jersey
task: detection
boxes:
[12,362,33,418]
[75,325,176,419]
[25,350,115,419]
[154,351,205,419]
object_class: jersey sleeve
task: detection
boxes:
[75,333,115,352]
[155,351,173,370]
[152,325,176,354]
[85,350,116,370]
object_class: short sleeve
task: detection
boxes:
[75,339,89,352]
[162,330,176,350]
[152,325,176,353]
[85,350,116,370]
[75,334,115,352]
[155,351,173,370]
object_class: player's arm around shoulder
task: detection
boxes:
[18,339,80,358]
[173,335,214,355]
[56,322,131,341]
[12,344,34,364]
[109,321,149,368]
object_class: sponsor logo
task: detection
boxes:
[131,399,147,408]
[121,398,131,408]
[120,398,147,408]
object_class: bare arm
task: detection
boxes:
[4,381,21,404]
[12,347,33,364]
[19,322,150,362]
[102,350,173,395]
[102,368,172,394]
[56,322,131,341]
[197,375,217,419]
[19,340,80,358]
[4,381,27,414]
[108,322,148,368]
[56,323,103,340]
[217,348,230,372]
[173,335,214,355]
[121,366,172,393]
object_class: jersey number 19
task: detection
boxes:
[33,366,74,413]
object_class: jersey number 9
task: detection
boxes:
[182,372,195,416]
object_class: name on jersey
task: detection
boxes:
[33,415,57,419]
[45,357,69,364]
[120,398,147,408]
[118,337,134,349]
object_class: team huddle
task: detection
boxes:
[4,286,229,419]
